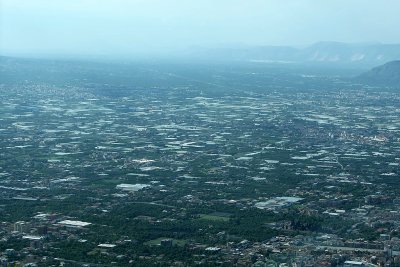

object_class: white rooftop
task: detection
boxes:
[98,243,116,248]
[22,235,43,241]
[116,183,150,191]
[58,220,92,227]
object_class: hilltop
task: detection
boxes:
[357,60,400,86]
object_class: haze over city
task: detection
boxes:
[2,1,400,266]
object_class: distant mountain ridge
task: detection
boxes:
[357,60,400,86]
[188,42,400,67]
[3,42,400,69]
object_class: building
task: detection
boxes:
[344,261,365,267]
[14,221,29,233]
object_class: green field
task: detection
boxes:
[198,213,230,222]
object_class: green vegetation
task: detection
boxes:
[144,237,187,247]
[198,214,230,222]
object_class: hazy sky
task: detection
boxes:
[1,0,400,57]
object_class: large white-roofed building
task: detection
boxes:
[57,220,92,228]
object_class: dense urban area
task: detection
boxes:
[1,58,400,266]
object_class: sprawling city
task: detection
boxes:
[2,0,400,266]
[1,58,400,266]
